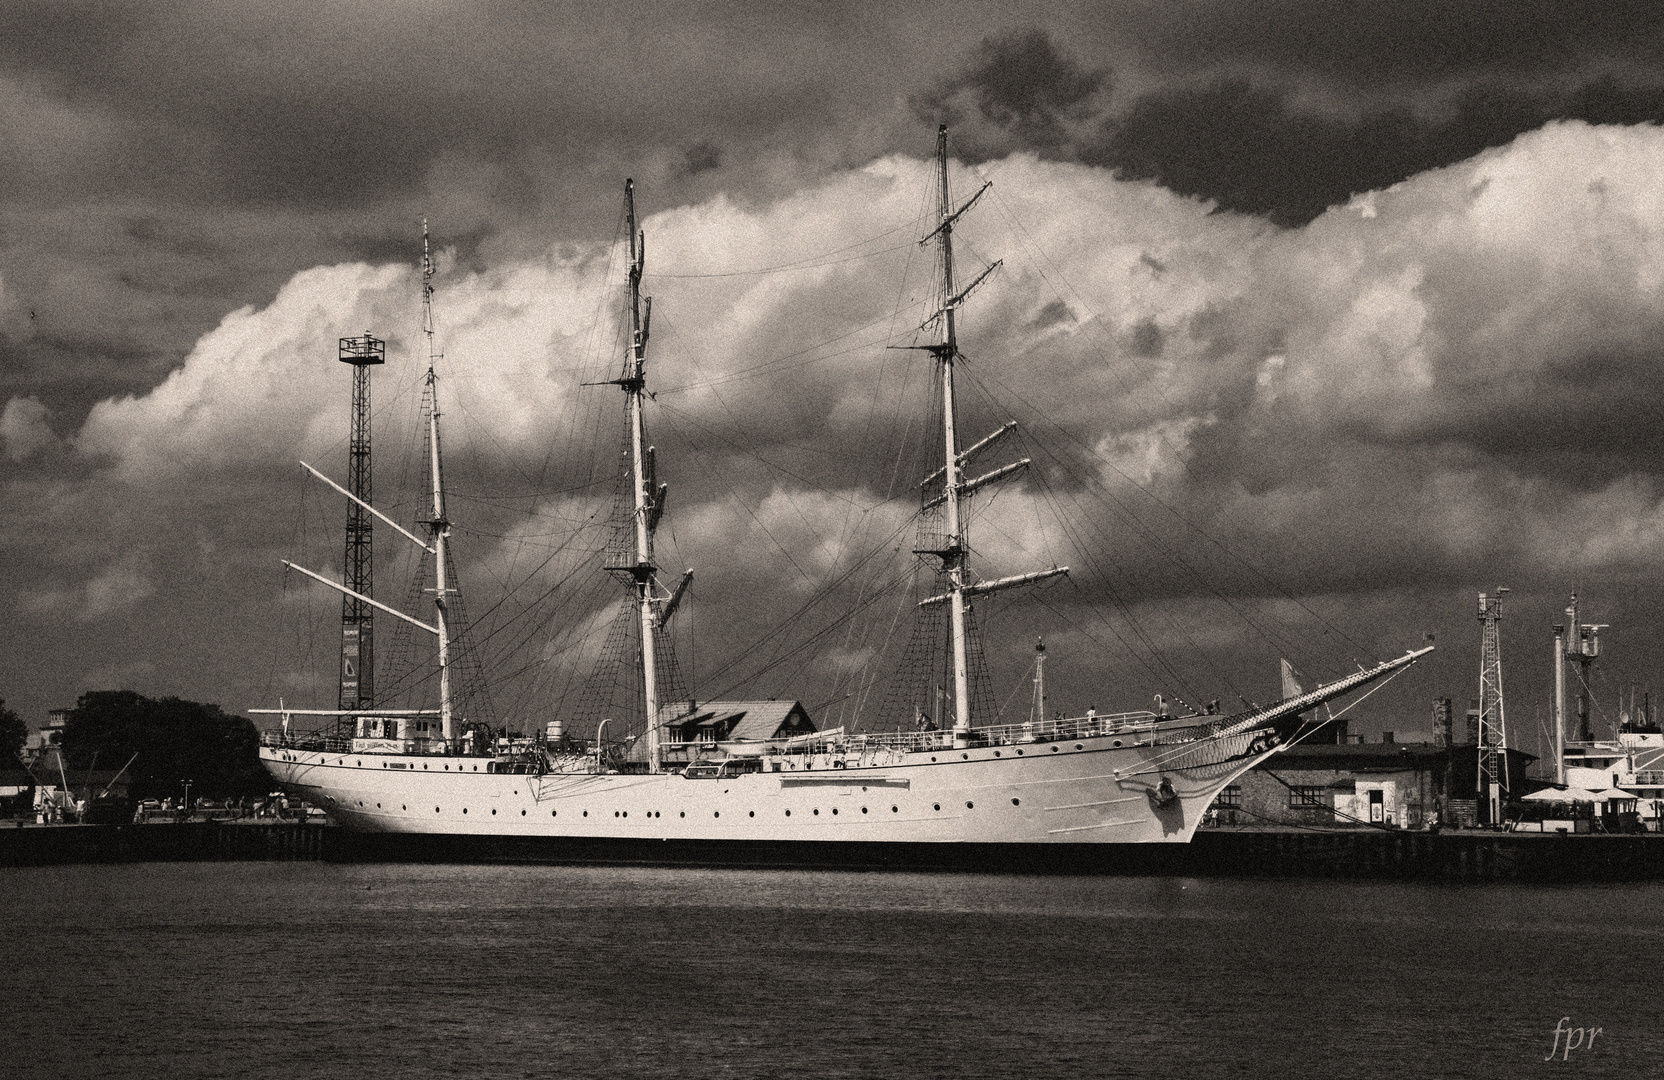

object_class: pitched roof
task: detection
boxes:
[666,700,813,741]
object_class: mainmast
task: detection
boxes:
[611,180,681,771]
[421,221,457,745]
[915,126,1066,741]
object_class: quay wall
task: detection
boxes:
[3,823,1664,881]
[0,821,328,866]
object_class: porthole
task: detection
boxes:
[714,811,720,818]
[463,808,468,814]
[435,807,440,813]
[967,801,974,809]
[622,811,628,818]
[401,805,406,810]
[356,760,361,767]
[930,756,937,762]
[520,810,526,816]
[861,807,868,814]
[583,811,588,817]
[961,753,969,760]
[832,808,839,815]
[1112,740,1123,748]
[994,751,1001,757]
[1012,798,1020,806]
[933,803,941,811]
[748,811,755,817]
[679,811,685,818]
[614,811,620,818]
[891,806,898,813]
[1074,744,1083,751]
[375,802,380,808]
[1050,746,1059,753]
[491,809,496,815]
[423,764,428,770]
[785,810,792,817]
[551,810,557,817]
[813,809,820,816]
[445,765,449,771]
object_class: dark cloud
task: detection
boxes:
[1113,0,1664,86]
[914,25,1664,224]
[910,28,1109,158]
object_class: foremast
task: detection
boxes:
[917,125,1066,741]
[270,222,457,747]
[420,220,457,745]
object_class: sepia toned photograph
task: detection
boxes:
[3,3,1662,1077]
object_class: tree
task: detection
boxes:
[60,690,268,801]
[0,698,25,766]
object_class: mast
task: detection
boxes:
[621,180,666,770]
[1031,637,1046,724]
[421,221,456,745]
[917,126,1065,741]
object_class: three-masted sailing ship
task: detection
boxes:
[257,130,1432,868]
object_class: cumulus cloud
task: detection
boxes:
[13,120,1664,745]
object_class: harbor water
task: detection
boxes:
[5,862,1659,1079]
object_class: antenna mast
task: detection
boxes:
[337,330,384,720]
[1476,588,1510,824]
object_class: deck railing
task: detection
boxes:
[259,707,1220,764]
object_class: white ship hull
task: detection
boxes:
[260,718,1277,864]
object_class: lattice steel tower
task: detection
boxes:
[1476,587,1510,825]
[338,331,385,712]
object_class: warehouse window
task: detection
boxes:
[1215,784,1241,809]
[1288,785,1327,808]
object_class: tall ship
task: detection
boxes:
[258,130,1432,868]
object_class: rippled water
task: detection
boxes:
[4,862,1659,1079]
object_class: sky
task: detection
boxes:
[9,2,1664,768]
